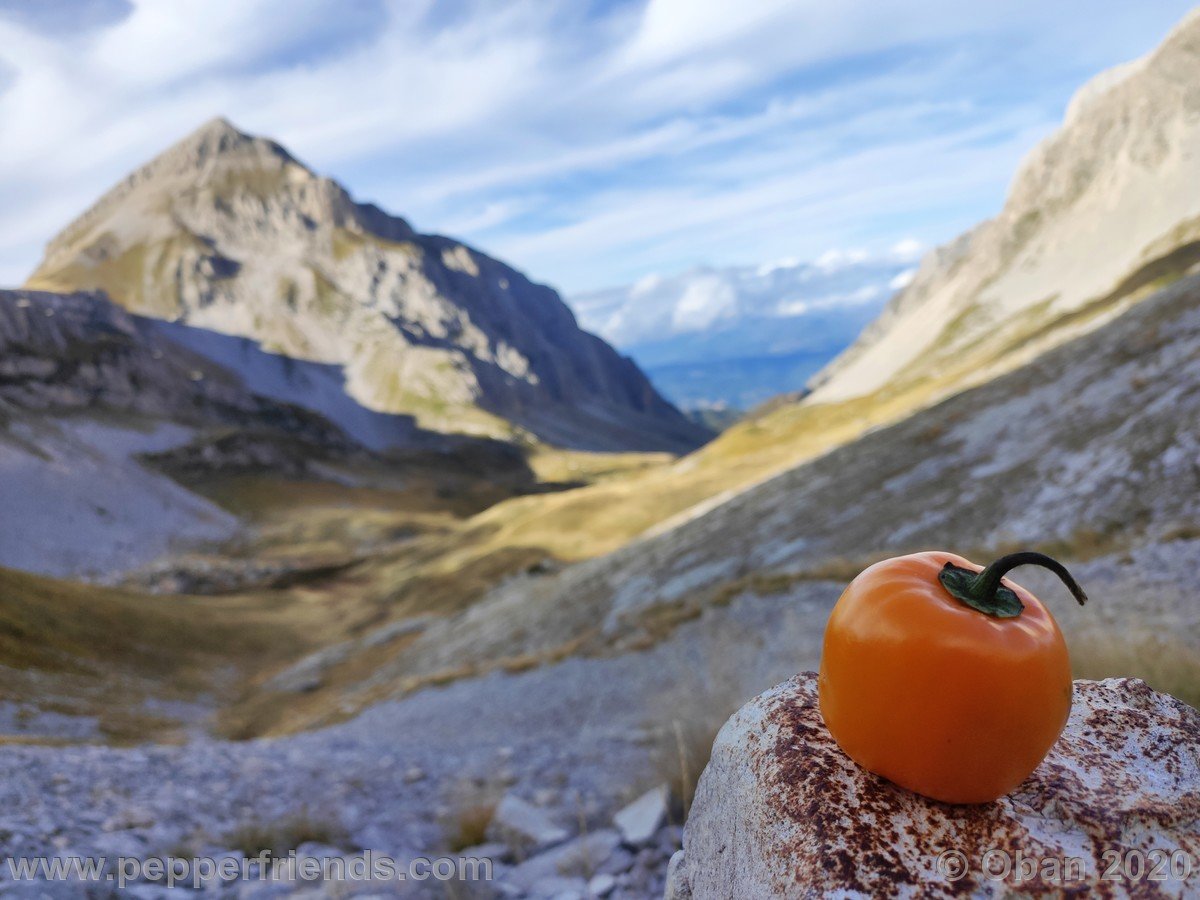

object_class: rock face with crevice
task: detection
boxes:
[668,674,1200,899]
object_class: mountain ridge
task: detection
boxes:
[0,287,544,578]
[27,118,710,453]
[809,9,1200,404]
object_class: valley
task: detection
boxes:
[0,7,1198,897]
[1,252,1196,898]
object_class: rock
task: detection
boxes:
[196,851,244,888]
[594,846,634,876]
[634,846,660,868]
[663,850,690,899]
[262,642,354,694]
[101,805,156,832]
[487,793,569,853]
[91,830,146,858]
[294,842,344,860]
[460,842,512,862]
[587,872,617,896]
[504,830,621,894]
[523,875,587,899]
[655,824,683,857]
[361,617,432,648]
[122,888,175,900]
[670,674,1200,898]
[613,784,669,847]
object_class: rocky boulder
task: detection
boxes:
[486,793,569,854]
[668,674,1199,898]
[614,784,670,847]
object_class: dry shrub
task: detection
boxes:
[224,810,348,858]
[443,802,497,854]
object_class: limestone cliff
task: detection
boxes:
[811,10,1200,406]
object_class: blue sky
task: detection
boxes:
[0,0,1194,297]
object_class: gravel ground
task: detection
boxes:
[0,583,840,898]
[0,548,1193,898]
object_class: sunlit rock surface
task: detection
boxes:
[669,674,1200,899]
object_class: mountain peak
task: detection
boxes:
[193,114,244,139]
[24,120,709,452]
[176,115,253,155]
[160,115,296,173]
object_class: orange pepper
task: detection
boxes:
[818,550,1087,804]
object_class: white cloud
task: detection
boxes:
[617,0,797,71]
[0,0,1194,293]
[435,200,524,237]
[574,246,910,346]
[756,257,800,277]
[776,282,884,317]
[889,238,925,262]
[671,275,738,332]
[631,273,664,296]
[889,268,918,290]
[814,248,870,272]
[776,299,809,317]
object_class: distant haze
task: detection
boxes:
[572,244,919,409]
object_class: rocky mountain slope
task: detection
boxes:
[0,271,1195,900]
[810,8,1200,407]
[0,288,354,576]
[353,270,1200,716]
[25,118,708,453]
[0,288,533,578]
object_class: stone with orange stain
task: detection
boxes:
[668,673,1199,899]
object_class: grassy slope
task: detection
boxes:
[8,233,1198,744]
[0,440,680,742]
[165,249,1200,737]
[334,272,1200,712]
[444,237,1200,567]
[0,567,314,742]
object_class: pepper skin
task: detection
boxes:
[817,550,1086,804]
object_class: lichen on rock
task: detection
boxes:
[669,674,1199,898]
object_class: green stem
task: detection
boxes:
[938,551,1089,618]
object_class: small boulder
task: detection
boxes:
[101,805,156,832]
[487,793,569,853]
[613,784,669,847]
[587,872,617,897]
[670,674,1200,898]
[503,830,621,894]
[460,841,513,862]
